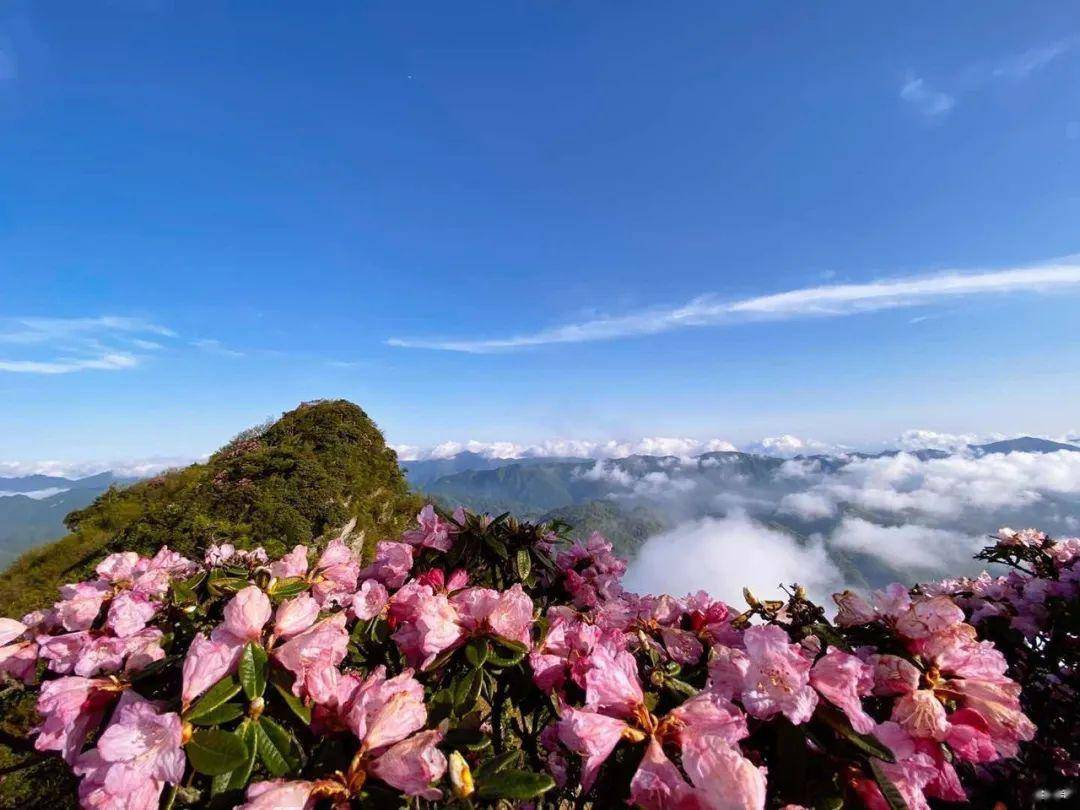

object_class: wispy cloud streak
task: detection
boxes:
[0,315,176,374]
[388,259,1080,353]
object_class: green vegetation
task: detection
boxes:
[0,400,421,619]
[539,499,666,559]
[0,400,422,805]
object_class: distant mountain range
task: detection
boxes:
[2,435,1077,571]
[0,472,138,565]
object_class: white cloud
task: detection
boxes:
[902,38,1076,118]
[387,258,1080,352]
[743,435,835,457]
[0,353,139,374]
[393,436,738,462]
[779,491,836,520]
[792,450,1080,521]
[191,339,245,358]
[895,429,986,452]
[0,456,198,479]
[0,316,177,374]
[0,487,69,499]
[990,40,1074,80]
[827,518,984,574]
[900,75,955,117]
[624,513,846,606]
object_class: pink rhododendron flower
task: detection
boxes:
[35,676,118,763]
[682,733,767,810]
[944,707,998,763]
[584,644,644,717]
[872,583,912,619]
[869,722,939,810]
[833,590,876,626]
[240,779,317,809]
[708,644,751,701]
[668,690,749,745]
[453,583,534,644]
[869,654,921,696]
[358,541,414,589]
[892,689,949,740]
[351,580,389,621]
[346,667,428,750]
[93,691,184,788]
[54,581,111,632]
[895,596,965,640]
[95,552,140,583]
[810,647,875,734]
[389,582,463,669]
[182,632,243,706]
[401,504,457,552]
[557,707,629,791]
[660,626,704,665]
[105,591,157,638]
[204,543,237,567]
[368,728,447,799]
[311,537,361,606]
[274,613,349,697]
[222,585,272,641]
[269,545,309,579]
[273,594,320,640]
[0,617,26,646]
[740,625,818,724]
[628,738,696,809]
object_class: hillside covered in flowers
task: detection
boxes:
[0,498,1076,808]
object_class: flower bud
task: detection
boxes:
[181,721,194,745]
[448,751,474,799]
[248,696,265,719]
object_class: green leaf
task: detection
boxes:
[663,676,698,699]
[816,704,895,763]
[185,729,249,775]
[255,717,301,776]
[427,688,455,726]
[424,645,459,673]
[239,643,268,700]
[268,577,309,599]
[869,760,909,810]
[476,769,556,800]
[190,701,245,726]
[454,668,483,713]
[464,637,490,668]
[486,637,528,667]
[514,548,532,580]
[444,728,491,752]
[476,749,521,778]
[207,574,250,597]
[186,677,242,722]
[270,679,311,726]
[481,533,509,561]
[211,720,258,795]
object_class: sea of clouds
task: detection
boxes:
[614,446,1080,607]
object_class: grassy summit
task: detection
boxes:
[0,400,421,806]
[0,399,421,618]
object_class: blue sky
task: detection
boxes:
[2,1,1080,465]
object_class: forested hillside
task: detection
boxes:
[0,400,420,619]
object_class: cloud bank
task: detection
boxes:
[623,513,845,607]
[388,259,1080,352]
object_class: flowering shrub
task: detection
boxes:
[0,505,1054,808]
[923,528,1080,806]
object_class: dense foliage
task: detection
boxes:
[4,500,1075,808]
[0,400,420,621]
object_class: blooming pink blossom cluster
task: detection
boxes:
[0,507,1047,809]
[919,528,1080,801]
